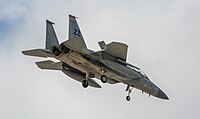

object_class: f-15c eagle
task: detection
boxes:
[22,15,169,101]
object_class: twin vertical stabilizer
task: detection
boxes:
[46,15,87,52]
[61,15,87,51]
[45,20,59,50]
[68,15,87,49]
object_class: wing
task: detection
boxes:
[100,42,128,61]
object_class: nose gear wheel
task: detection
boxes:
[125,85,133,101]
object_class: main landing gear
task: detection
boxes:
[82,80,89,88]
[125,85,134,101]
[82,73,90,88]
[100,68,107,83]
[82,73,108,88]
[100,75,107,83]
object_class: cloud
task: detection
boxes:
[0,0,31,46]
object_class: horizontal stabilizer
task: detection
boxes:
[35,60,62,70]
[22,49,52,58]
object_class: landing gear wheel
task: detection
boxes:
[125,85,133,101]
[126,96,131,101]
[82,80,89,88]
[100,75,107,83]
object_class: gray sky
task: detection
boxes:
[0,0,200,118]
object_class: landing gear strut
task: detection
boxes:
[82,73,90,88]
[125,85,133,101]
[126,95,131,101]
[100,68,107,83]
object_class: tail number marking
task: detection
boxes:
[74,29,81,37]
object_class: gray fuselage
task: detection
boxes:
[53,48,168,100]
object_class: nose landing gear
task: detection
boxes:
[126,95,131,101]
[125,85,133,101]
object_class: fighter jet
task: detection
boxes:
[22,15,169,101]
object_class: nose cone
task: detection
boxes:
[156,89,169,100]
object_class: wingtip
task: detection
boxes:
[97,85,102,88]
[22,50,29,55]
[90,82,102,88]
[21,51,25,55]
[94,85,102,88]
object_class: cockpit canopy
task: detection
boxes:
[128,65,148,78]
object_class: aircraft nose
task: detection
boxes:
[156,89,169,100]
